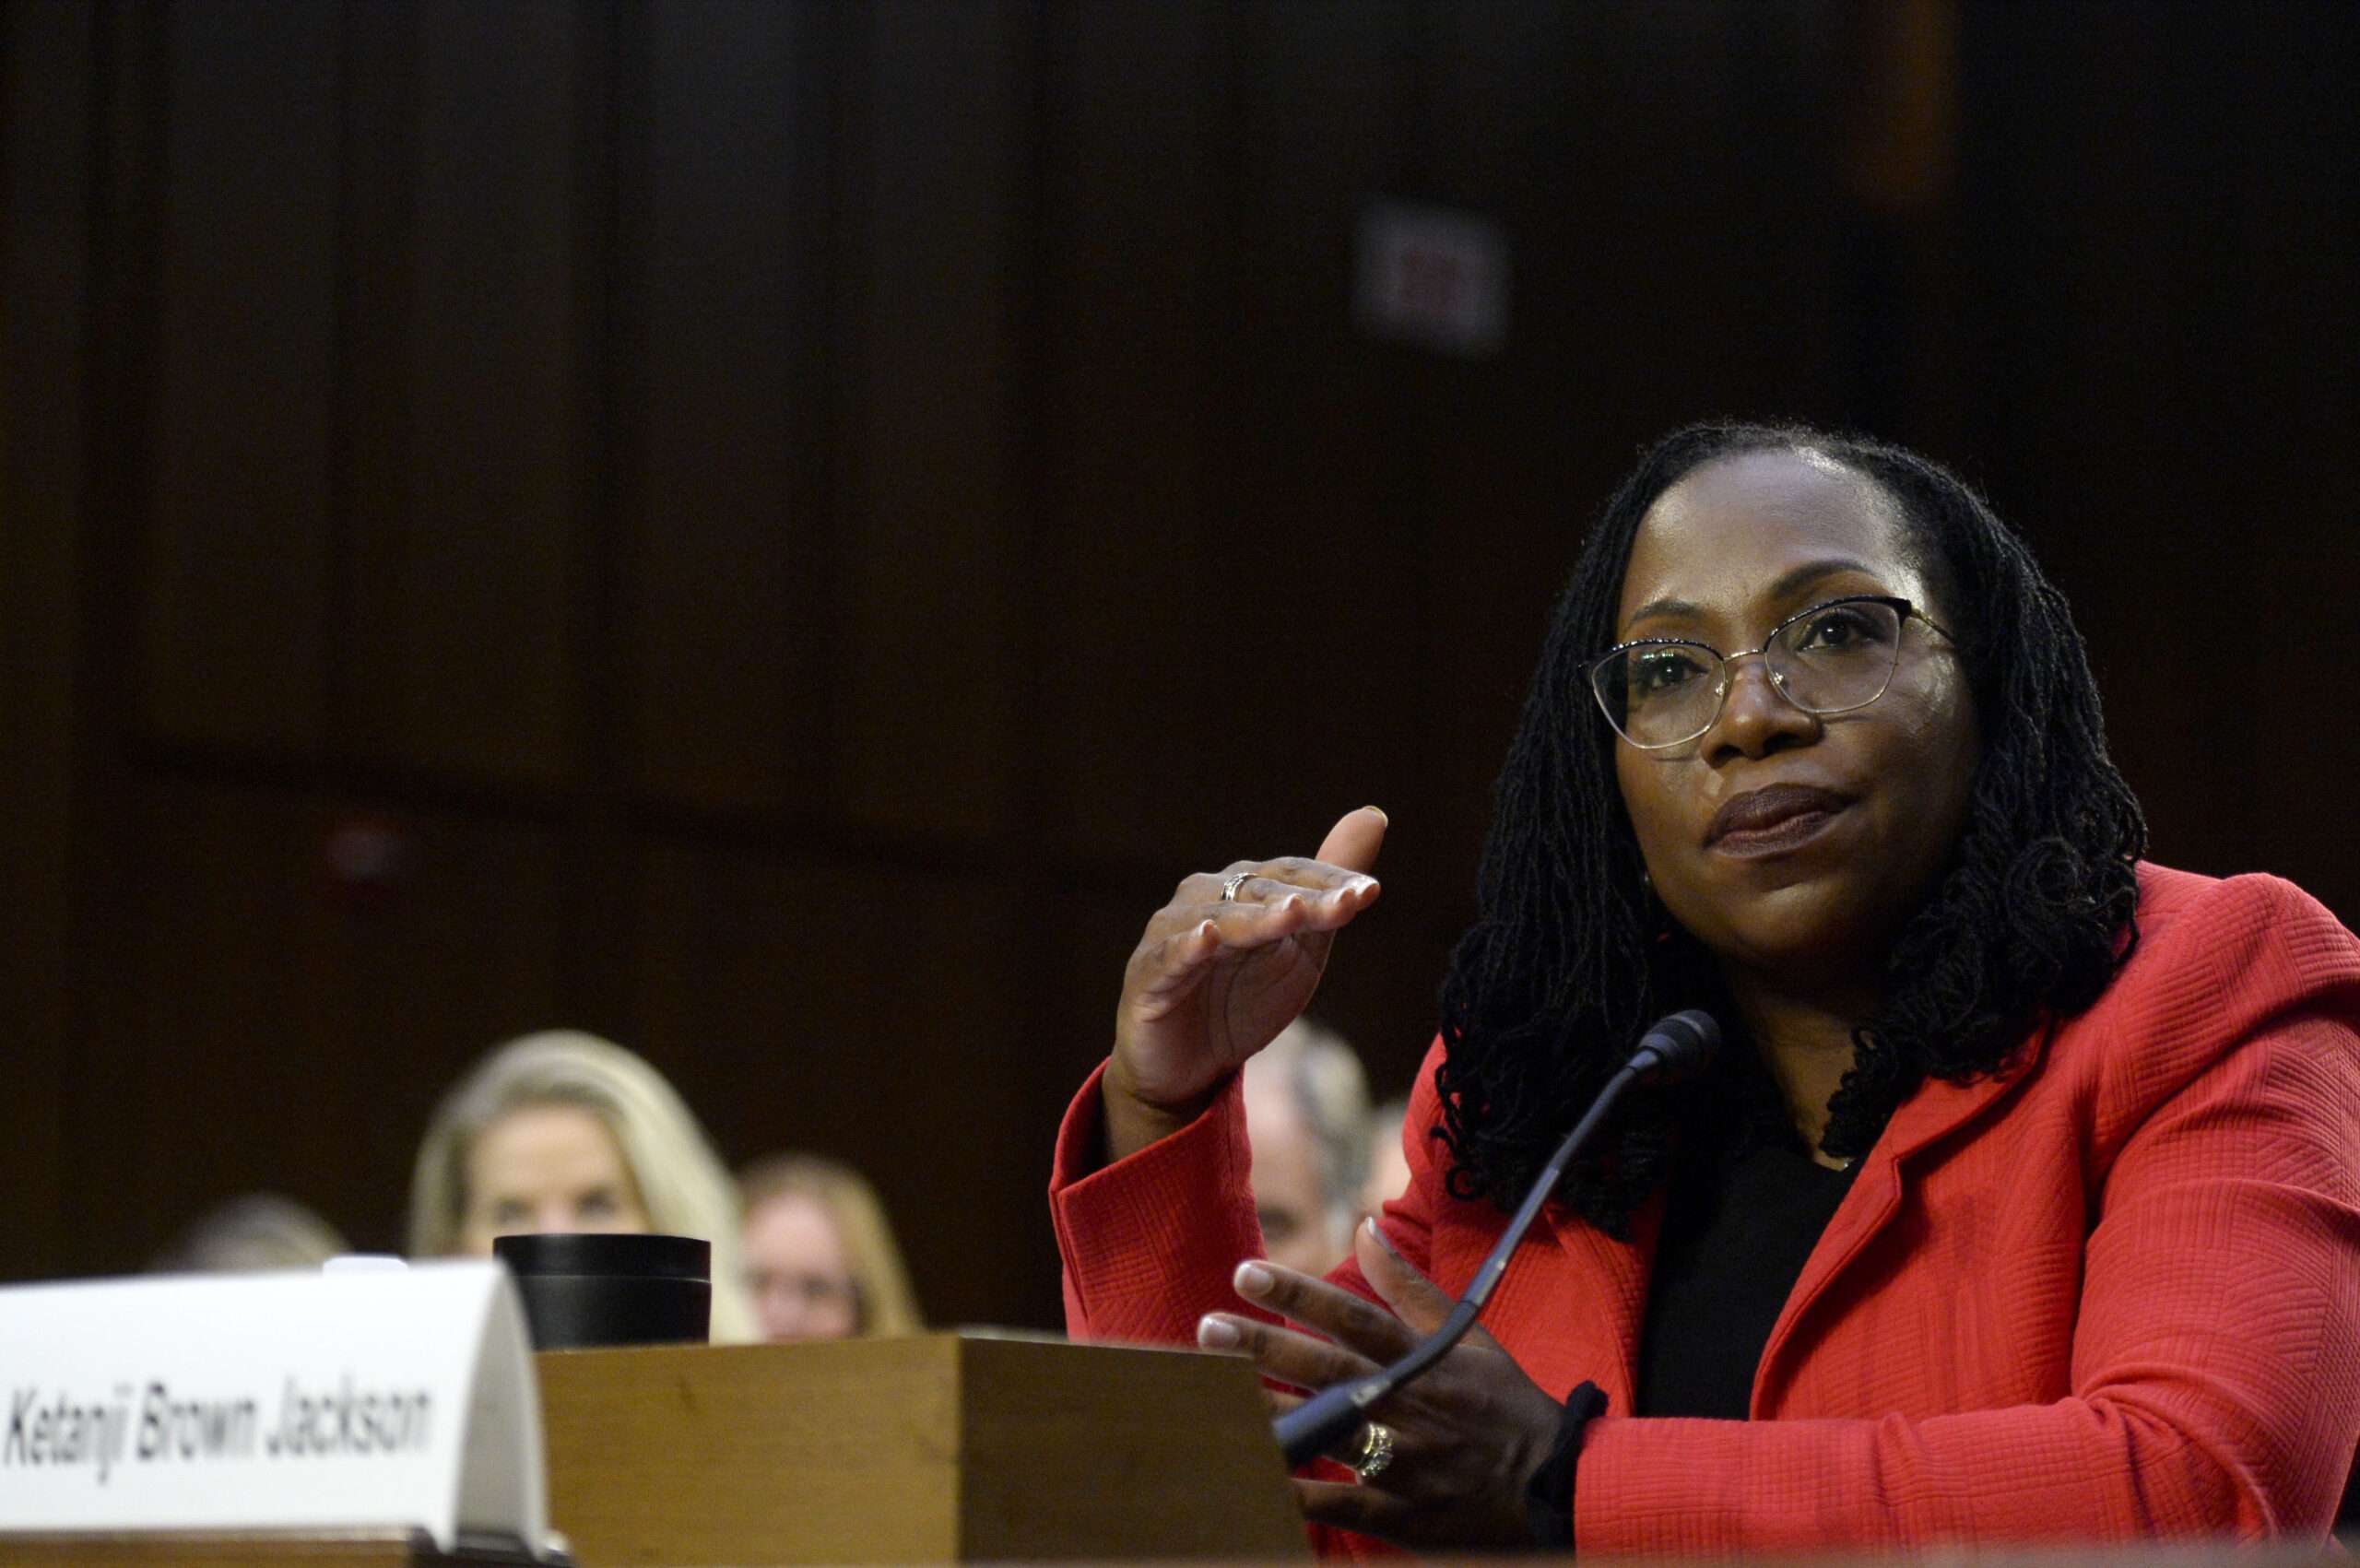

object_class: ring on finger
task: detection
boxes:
[1219,869,1256,902]
[1350,1421,1397,1483]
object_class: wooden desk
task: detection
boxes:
[0,1530,527,1566]
[535,1335,1306,1565]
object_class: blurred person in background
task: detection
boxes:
[408,1029,756,1342]
[738,1152,923,1341]
[150,1192,348,1273]
[1357,1096,1412,1230]
[1242,1018,1372,1277]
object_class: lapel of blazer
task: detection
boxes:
[1749,1020,2055,1416]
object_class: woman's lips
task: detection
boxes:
[1705,784,1855,857]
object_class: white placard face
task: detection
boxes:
[0,1262,544,1554]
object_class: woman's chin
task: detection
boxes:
[1690,883,1893,994]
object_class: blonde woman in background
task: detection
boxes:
[738,1153,922,1341]
[408,1030,756,1342]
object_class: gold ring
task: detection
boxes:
[1219,870,1255,902]
[1350,1421,1396,1483]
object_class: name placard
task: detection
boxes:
[0,1262,546,1555]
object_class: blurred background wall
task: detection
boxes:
[2,0,2353,1329]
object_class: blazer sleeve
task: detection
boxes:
[1050,1059,1262,1344]
[1050,1053,1442,1344]
[1049,1050,1438,1564]
[1569,875,2360,1551]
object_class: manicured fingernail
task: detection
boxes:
[1197,1315,1242,1349]
[1233,1260,1275,1298]
[1361,805,1388,823]
[1351,876,1377,893]
[1363,1218,1399,1255]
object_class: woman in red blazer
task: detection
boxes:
[1051,423,2360,1553]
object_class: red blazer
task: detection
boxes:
[1051,865,2360,1550]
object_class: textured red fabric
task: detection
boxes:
[1049,864,2360,1551]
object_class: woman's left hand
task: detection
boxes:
[1197,1219,1567,1550]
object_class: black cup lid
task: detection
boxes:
[493,1232,710,1279]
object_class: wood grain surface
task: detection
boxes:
[534,1334,1305,1564]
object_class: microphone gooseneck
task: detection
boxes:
[1268,1008,1720,1467]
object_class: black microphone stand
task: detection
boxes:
[1269,1010,1717,1467]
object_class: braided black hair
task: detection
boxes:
[1433,422,2146,1235]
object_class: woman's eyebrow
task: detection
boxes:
[1765,557,1879,603]
[1622,595,1702,628]
[1621,558,1881,633]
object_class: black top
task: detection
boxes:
[1633,1138,1858,1419]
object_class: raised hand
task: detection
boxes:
[1197,1220,1565,1551]
[1102,806,1386,1161]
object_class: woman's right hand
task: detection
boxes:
[1103,807,1387,1162]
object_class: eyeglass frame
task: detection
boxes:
[1586,594,1956,750]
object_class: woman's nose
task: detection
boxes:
[1705,653,1818,762]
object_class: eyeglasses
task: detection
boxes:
[1587,595,1953,750]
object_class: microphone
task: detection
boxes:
[1626,1007,1717,1081]
[1269,1008,1719,1467]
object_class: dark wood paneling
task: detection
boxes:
[66,777,568,1271]
[831,0,1028,842]
[2215,6,2358,913]
[1208,1,1420,831]
[347,0,582,785]
[624,1,828,815]
[1398,0,1592,925]
[136,0,339,754]
[631,845,1036,1326]
[1210,2,1442,1070]
[1955,2,2360,924]
[334,0,423,755]
[1034,0,1227,864]
[0,0,97,1281]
